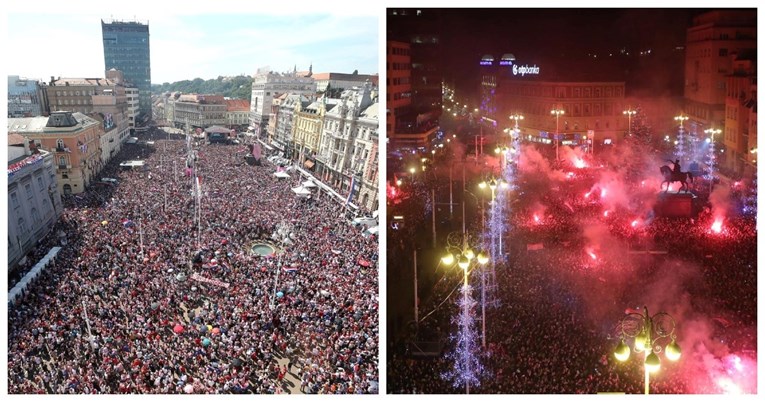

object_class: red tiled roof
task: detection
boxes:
[225,99,250,111]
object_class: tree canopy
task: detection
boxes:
[152,76,253,100]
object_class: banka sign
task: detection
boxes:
[512,64,540,76]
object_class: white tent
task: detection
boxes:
[291,186,311,195]
[363,226,379,237]
[274,171,290,179]
[302,180,317,188]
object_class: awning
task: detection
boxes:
[274,171,290,179]
[302,180,317,188]
[304,160,315,169]
[291,186,311,195]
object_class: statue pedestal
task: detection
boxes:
[654,191,698,218]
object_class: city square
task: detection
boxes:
[387,8,757,394]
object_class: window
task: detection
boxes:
[11,192,19,209]
[18,217,28,235]
[25,183,33,199]
[59,156,67,167]
[719,48,728,57]
[31,208,41,224]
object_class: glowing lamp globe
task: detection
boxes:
[464,249,475,261]
[479,182,487,189]
[644,351,661,373]
[476,251,489,265]
[634,332,647,352]
[441,253,454,266]
[665,340,681,361]
[614,340,631,362]
[458,256,470,270]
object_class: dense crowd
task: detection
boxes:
[388,159,756,394]
[8,129,379,394]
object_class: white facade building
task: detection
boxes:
[8,144,62,270]
[315,82,378,211]
[249,68,316,135]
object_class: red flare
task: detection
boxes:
[711,218,723,233]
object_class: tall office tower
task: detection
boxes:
[102,19,151,123]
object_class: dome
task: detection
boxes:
[500,53,516,61]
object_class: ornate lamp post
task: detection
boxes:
[441,232,489,394]
[614,306,682,394]
[551,108,565,161]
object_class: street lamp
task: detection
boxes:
[623,108,637,137]
[704,127,722,192]
[614,306,681,394]
[674,114,689,161]
[551,108,565,161]
[441,231,489,394]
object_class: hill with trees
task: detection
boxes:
[152,76,252,100]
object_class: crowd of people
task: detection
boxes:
[8,128,379,394]
[388,153,756,394]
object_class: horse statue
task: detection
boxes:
[659,165,693,193]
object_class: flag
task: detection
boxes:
[345,175,356,205]
[282,267,298,273]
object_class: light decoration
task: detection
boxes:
[442,284,483,392]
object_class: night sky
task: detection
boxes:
[391,8,713,99]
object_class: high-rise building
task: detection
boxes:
[102,19,151,122]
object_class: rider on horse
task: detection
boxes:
[667,159,681,174]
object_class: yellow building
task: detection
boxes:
[9,111,103,195]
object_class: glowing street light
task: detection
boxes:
[623,108,637,136]
[551,108,565,161]
[614,306,681,394]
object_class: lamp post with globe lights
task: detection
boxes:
[614,306,681,394]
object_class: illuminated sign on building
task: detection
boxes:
[512,64,540,76]
[499,60,513,66]
[480,60,493,66]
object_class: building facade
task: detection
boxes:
[684,10,756,136]
[43,72,131,167]
[722,52,757,178]
[173,94,227,128]
[8,76,46,118]
[8,144,62,270]
[315,83,378,211]
[250,68,316,135]
[126,86,140,130]
[496,79,627,148]
[9,112,103,195]
[268,93,311,156]
[293,98,335,165]
[312,72,379,94]
[225,99,250,128]
[102,19,151,121]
